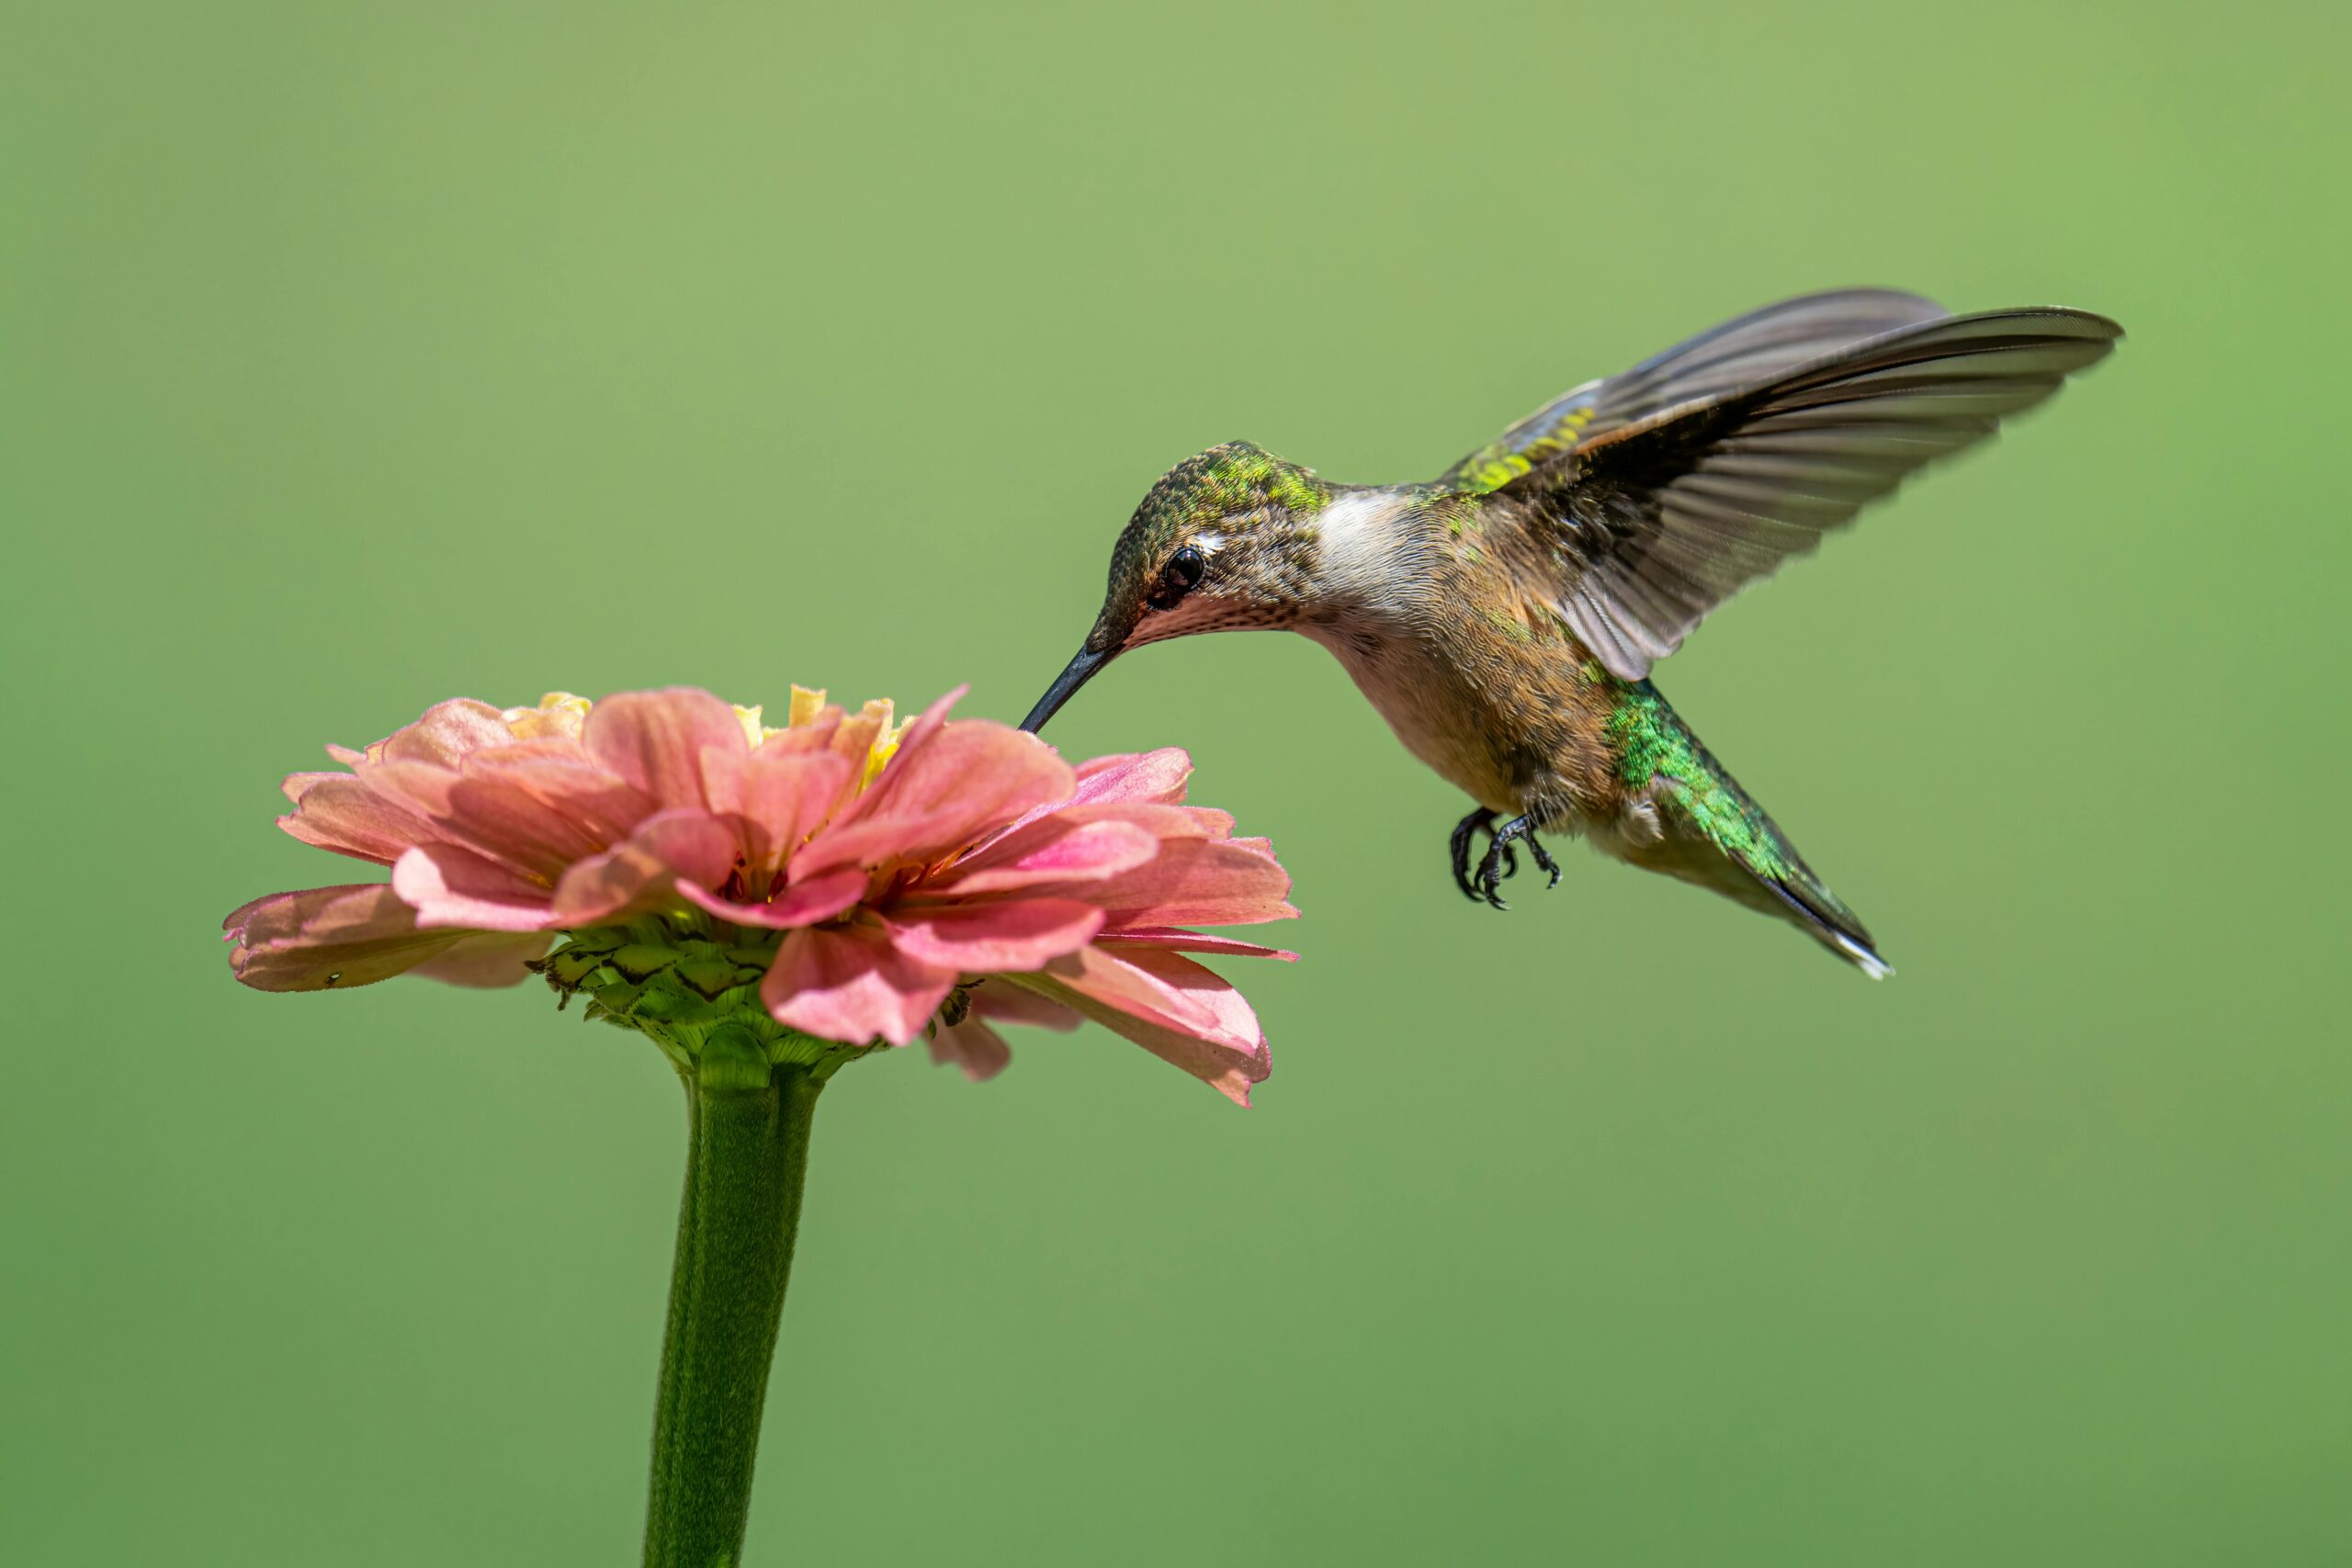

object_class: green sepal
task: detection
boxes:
[529,915,875,1082]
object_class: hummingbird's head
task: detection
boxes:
[1021,441,1330,733]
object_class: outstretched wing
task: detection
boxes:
[1441,291,2122,680]
[1440,289,1952,495]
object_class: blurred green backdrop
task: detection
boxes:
[6,2,2348,1562]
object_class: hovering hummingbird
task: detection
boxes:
[1020,290,2120,976]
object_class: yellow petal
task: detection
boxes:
[858,698,900,787]
[503,692,594,739]
[732,704,765,749]
[787,685,828,728]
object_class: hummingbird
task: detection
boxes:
[1019,290,2120,976]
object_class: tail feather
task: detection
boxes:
[1602,682,1891,977]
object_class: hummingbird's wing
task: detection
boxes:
[1440,291,2120,681]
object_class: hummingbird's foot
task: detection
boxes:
[1450,808,1498,901]
[1472,814,1561,910]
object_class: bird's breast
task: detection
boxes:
[1296,489,1621,821]
[1300,617,1538,815]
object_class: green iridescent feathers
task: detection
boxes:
[1443,393,1604,494]
[1096,441,1333,637]
[1607,681,1884,975]
[1117,442,1329,558]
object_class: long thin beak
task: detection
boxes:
[1020,648,1109,733]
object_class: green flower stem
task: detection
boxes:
[642,1025,823,1568]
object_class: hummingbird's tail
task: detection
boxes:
[1598,682,1891,977]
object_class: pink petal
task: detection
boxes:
[823,703,892,774]
[1013,945,1269,1106]
[551,808,740,924]
[347,760,592,883]
[928,1016,1012,1081]
[378,699,517,767]
[283,771,338,807]
[755,708,842,757]
[1071,747,1193,807]
[739,750,856,869]
[678,866,868,931]
[1054,801,1237,842]
[408,931,551,987]
[1097,927,1299,962]
[970,982,1083,1032]
[865,685,963,780]
[582,689,748,812]
[224,884,469,990]
[434,765,618,876]
[797,718,1074,877]
[392,844,562,931]
[696,742,749,818]
[464,735,597,767]
[796,687,967,836]
[982,747,1199,846]
[884,897,1105,972]
[1054,836,1297,929]
[466,755,653,847]
[1037,944,1261,1051]
[277,773,438,866]
[763,921,957,1048]
[936,818,1159,896]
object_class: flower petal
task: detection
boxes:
[863,685,959,781]
[407,931,551,987]
[392,844,561,931]
[928,1016,1012,1081]
[790,685,957,844]
[1014,946,1270,1106]
[550,808,740,924]
[467,756,652,847]
[277,773,438,866]
[970,981,1083,1032]
[434,765,619,876]
[224,884,468,990]
[498,692,593,740]
[1071,747,1193,807]
[740,750,857,870]
[884,897,1104,972]
[1053,836,1297,929]
[1096,927,1299,962]
[756,706,842,757]
[763,922,957,1048]
[936,818,1159,896]
[582,688,749,812]
[678,866,868,931]
[378,699,517,767]
[797,717,1073,876]
[1036,943,1261,1049]
[983,747,1198,846]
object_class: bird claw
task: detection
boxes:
[1449,809,1560,909]
[1449,808,1495,902]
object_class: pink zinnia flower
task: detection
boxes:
[225,685,1295,1103]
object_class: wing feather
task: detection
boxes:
[1439,288,1953,495]
[1446,297,2120,679]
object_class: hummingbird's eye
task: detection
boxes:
[1148,546,1206,612]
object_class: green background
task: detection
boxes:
[7,2,2347,1562]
